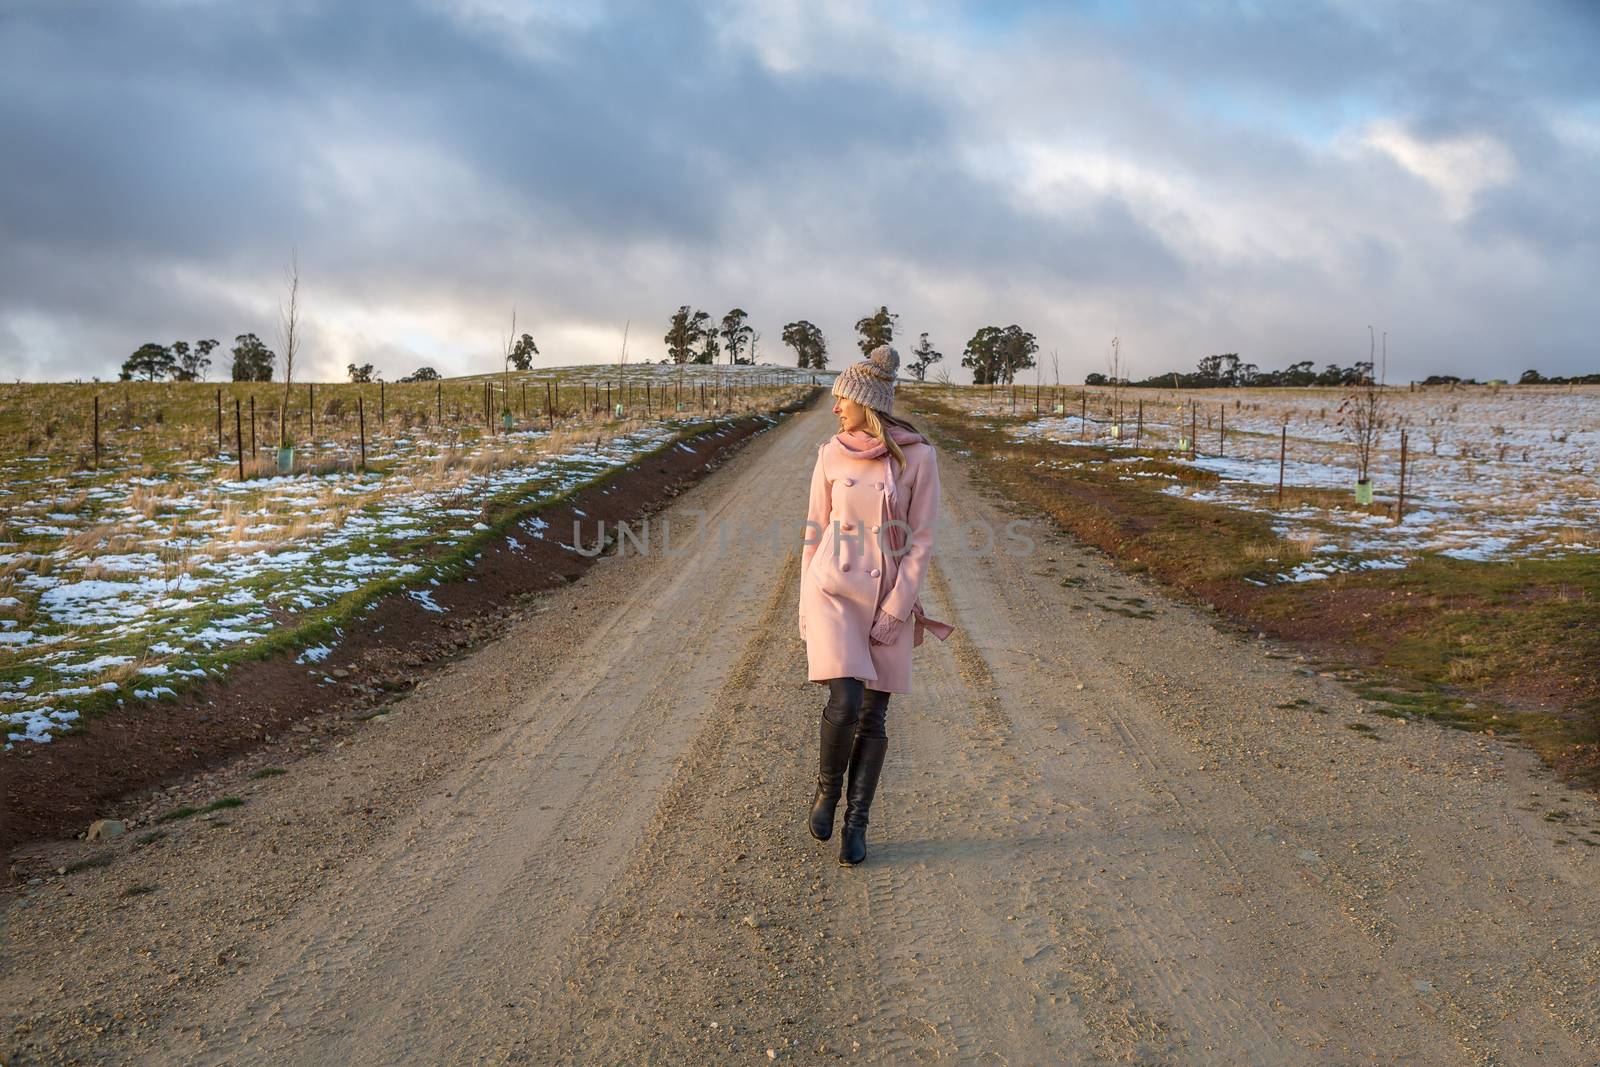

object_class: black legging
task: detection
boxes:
[823,677,891,740]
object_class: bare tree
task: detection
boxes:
[501,305,518,420]
[616,319,630,414]
[1336,325,1389,485]
[277,251,300,450]
[1106,334,1125,435]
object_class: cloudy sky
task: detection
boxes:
[2,0,1597,384]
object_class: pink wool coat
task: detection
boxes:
[799,427,954,694]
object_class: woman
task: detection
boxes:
[798,343,954,866]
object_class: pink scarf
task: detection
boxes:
[832,427,955,645]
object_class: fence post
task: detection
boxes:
[358,394,367,469]
[250,395,257,459]
[1080,391,1087,440]
[1396,428,1408,523]
[234,399,244,481]
[546,381,554,428]
[1136,399,1144,447]
[380,380,386,424]
[1189,402,1197,458]
[436,380,443,425]
[1277,424,1286,507]
[308,382,315,439]
[215,388,223,452]
[1219,404,1225,456]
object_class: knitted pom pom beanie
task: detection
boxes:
[832,344,899,412]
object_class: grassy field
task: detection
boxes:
[0,364,817,748]
[908,382,1600,788]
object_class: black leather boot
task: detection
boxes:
[809,715,856,841]
[810,679,863,842]
[838,734,887,866]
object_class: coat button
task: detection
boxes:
[870,524,879,532]
[841,563,850,572]
[843,477,854,486]
[874,481,883,489]
[870,567,881,577]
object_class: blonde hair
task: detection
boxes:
[862,405,920,473]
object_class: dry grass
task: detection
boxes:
[0,555,32,584]
[1288,530,1325,556]
[129,483,183,519]
[64,521,128,556]
[298,455,359,478]
[93,659,148,687]
[1241,540,1308,565]
[238,457,276,479]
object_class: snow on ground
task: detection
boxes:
[0,370,809,747]
[959,383,1599,583]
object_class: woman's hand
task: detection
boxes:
[869,608,904,646]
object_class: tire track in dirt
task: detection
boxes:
[846,645,1049,1065]
[493,548,805,1062]
[503,548,823,1062]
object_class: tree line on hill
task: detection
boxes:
[655,305,935,375]
[1083,354,1600,389]
[118,334,285,383]
[118,334,448,384]
[1087,353,1379,389]
[119,339,223,381]
[1517,369,1600,385]
[663,303,1044,386]
[1414,371,1599,386]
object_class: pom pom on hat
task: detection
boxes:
[867,343,899,375]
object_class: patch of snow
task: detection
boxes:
[409,589,446,613]
[56,654,135,675]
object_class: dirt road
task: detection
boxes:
[5,398,1600,1065]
